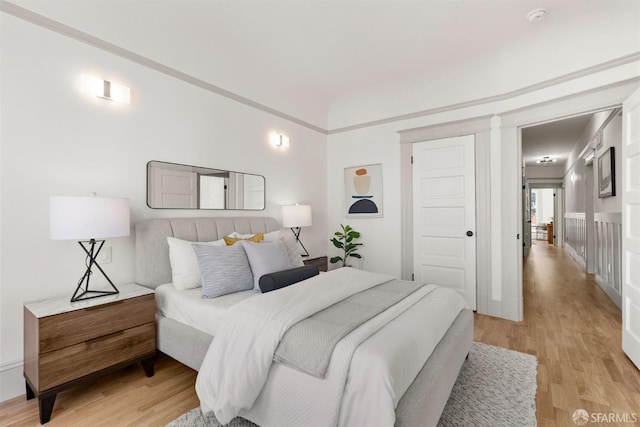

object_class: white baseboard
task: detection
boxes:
[565,243,586,271]
[595,274,622,310]
[0,360,24,403]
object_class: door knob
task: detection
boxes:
[466,231,474,237]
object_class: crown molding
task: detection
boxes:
[328,52,640,134]
[0,0,328,134]
[2,0,638,137]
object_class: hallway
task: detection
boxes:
[475,241,640,426]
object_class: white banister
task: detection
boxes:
[594,212,622,308]
[564,213,587,270]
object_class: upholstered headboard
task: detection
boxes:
[135,217,281,288]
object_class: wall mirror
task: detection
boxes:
[147,161,265,210]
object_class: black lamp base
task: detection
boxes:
[290,227,310,258]
[70,239,119,302]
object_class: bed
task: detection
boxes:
[135,217,473,426]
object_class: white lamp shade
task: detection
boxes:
[282,204,312,228]
[50,196,130,240]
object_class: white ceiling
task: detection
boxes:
[8,0,640,130]
[522,113,594,167]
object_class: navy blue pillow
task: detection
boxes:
[259,266,320,293]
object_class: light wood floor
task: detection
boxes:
[2,242,639,426]
[476,240,640,426]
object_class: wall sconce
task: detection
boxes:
[81,74,131,104]
[270,133,290,149]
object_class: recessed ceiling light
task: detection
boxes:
[527,8,547,23]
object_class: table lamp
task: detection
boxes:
[282,204,312,257]
[50,195,130,302]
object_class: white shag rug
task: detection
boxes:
[167,342,537,427]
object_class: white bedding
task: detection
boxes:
[155,283,256,336]
[195,268,468,427]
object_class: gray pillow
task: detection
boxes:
[241,240,292,291]
[192,244,254,298]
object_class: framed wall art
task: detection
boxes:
[344,164,383,218]
[597,147,615,198]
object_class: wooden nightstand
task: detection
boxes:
[23,284,156,424]
[304,256,328,272]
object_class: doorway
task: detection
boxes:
[530,188,555,244]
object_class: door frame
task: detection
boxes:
[503,80,637,321]
[398,115,493,315]
[399,79,639,322]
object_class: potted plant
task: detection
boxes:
[329,224,362,267]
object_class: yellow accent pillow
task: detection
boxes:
[224,233,264,246]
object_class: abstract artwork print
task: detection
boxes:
[345,164,383,218]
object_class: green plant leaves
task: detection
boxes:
[329,224,362,265]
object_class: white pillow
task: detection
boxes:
[167,236,225,290]
[240,240,291,291]
[230,230,303,267]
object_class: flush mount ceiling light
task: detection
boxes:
[527,8,547,23]
[536,156,557,165]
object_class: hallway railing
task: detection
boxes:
[564,213,586,269]
[594,212,622,308]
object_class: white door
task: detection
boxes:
[200,176,226,209]
[152,167,197,208]
[413,135,476,310]
[622,86,640,369]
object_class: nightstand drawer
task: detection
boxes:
[38,294,155,353]
[38,322,155,390]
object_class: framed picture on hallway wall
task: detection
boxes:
[344,164,383,218]
[598,147,615,198]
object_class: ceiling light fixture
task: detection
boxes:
[527,8,547,23]
[536,156,557,165]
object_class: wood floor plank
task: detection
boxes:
[1,241,638,425]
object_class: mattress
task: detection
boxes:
[155,283,256,336]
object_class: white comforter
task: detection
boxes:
[196,268,467,427]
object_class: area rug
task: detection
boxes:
[167,342,537,427]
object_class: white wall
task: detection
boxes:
[328,62,640,322]
[327,125,402,276]
[0,14,327,401]
[525,165,564,179]
[594,113,622,213]
[564,110,613,213]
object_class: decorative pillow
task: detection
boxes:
[167,237,225,290]
[228,230,303,267]
[240,240,292,291]
[192,244,254,298]
[223,233,264,246]
[259,266,320,293]
[228,230,282,241]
